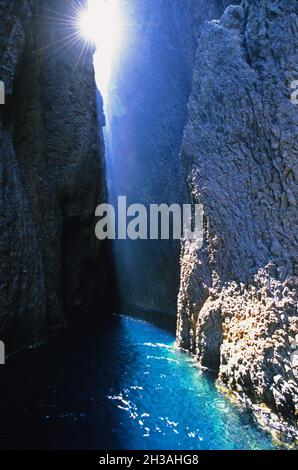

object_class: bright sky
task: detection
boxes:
[79,0,122,102]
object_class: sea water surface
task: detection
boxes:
[0,315,276,450]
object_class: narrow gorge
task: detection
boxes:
[0,0,297,452]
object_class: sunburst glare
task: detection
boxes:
[79,0,122,102]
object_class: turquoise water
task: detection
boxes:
[105,316,275,450]
[0,315,276,450]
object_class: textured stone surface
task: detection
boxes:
[0,0,109,354]
[178,0,298,438]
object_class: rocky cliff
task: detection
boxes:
[178,0,298,439]
[0,0,109,355]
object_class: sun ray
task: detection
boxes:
[33,1,123,105]
[76,0,122,102]
[32,31,81,55]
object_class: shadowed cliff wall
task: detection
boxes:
[0,0,111,355]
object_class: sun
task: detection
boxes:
[78,0,121,45]
[79,10,96,42]
[78,0,122,101]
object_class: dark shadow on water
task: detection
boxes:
[0,316,137,450]
[122,303,177,334]
[0,314,277,450]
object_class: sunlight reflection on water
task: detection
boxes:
[106,316,276,450]
[0,315,278,450]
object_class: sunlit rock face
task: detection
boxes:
[178,0,298,436]
[0,0,110,354]
[107,0,230,321]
